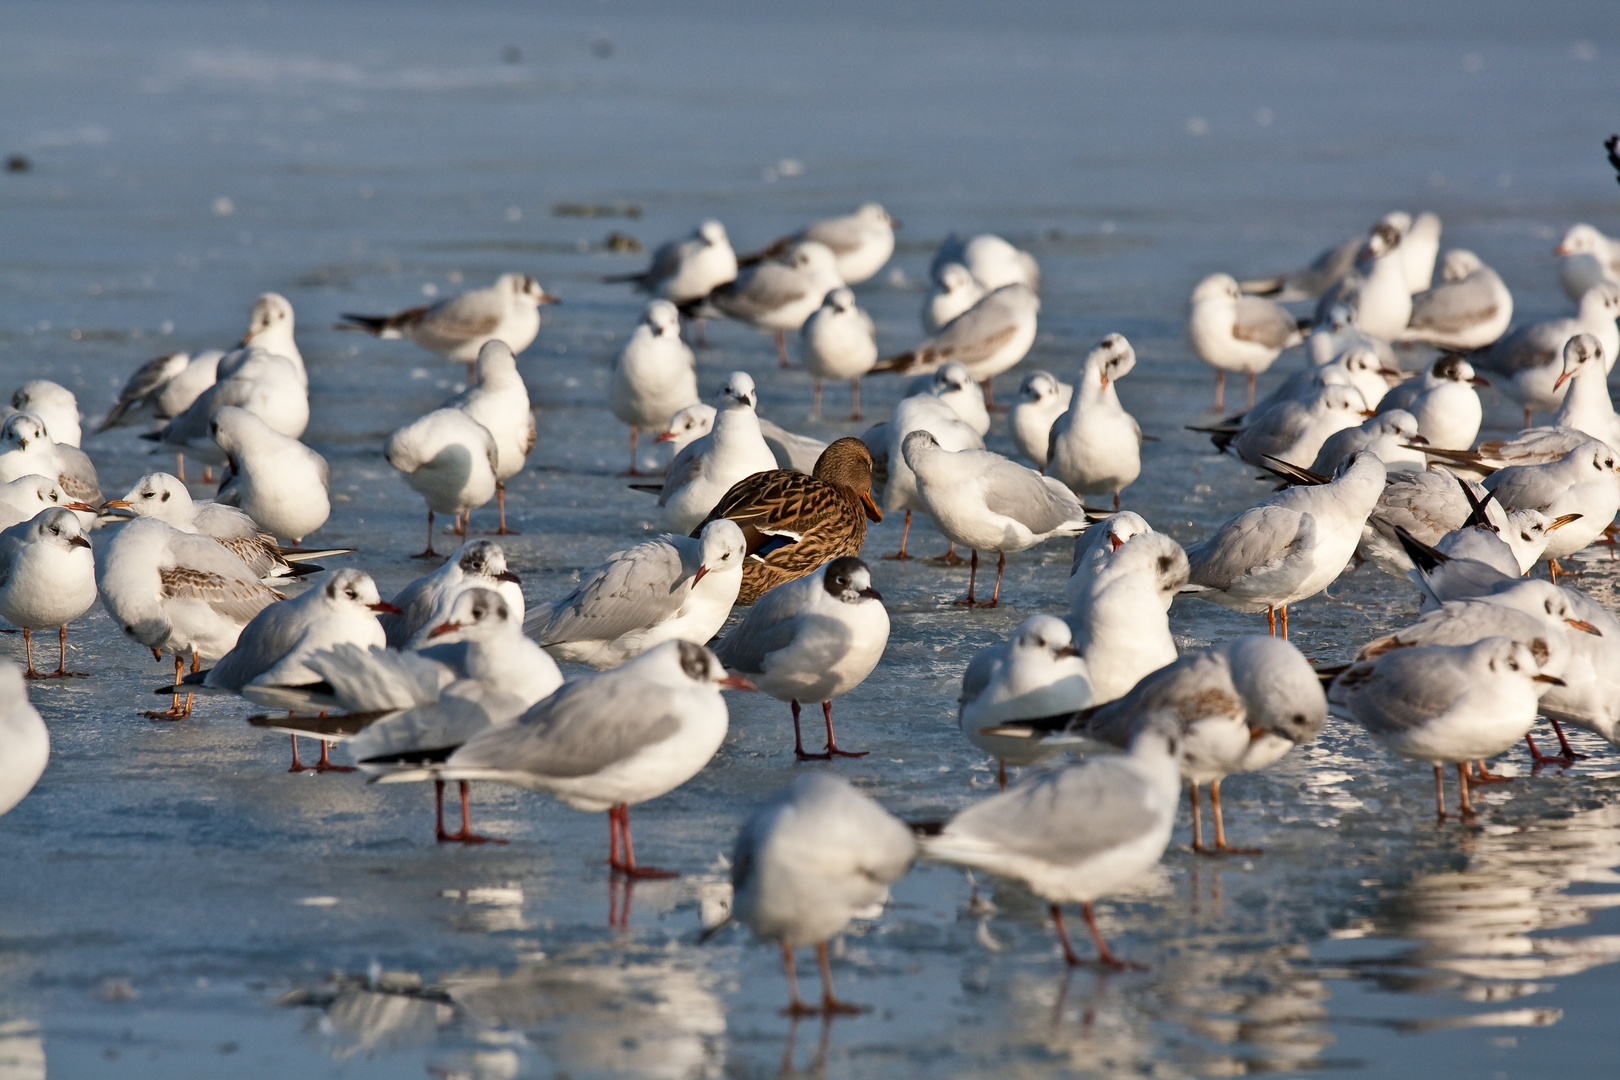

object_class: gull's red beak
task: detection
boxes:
[370,601,404,614]
[692,565,708,584]
[428,620,461,638]
[717,673,757,691]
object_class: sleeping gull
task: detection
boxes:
[1397,249,1513,351]
[212,407,332,545]
[1009,370,1073,469]
[6,381,82,447]
[442,340,535,534]
[872,284,1040,407]
[922,262,987,334]
[1066,531,1186,704]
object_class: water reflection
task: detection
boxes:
[280,972,455,1057]
[0,1020,45,1080]
[1327,803,1620,1026]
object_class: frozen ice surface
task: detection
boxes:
[4,0,1620,1076]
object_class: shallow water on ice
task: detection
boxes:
[4,1,1620,1077]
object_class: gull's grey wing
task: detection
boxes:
[159,531,284,625]
[713,263,812,320]
[418,290,504,340]
[657,436,709,505]
[803,215,866,257]
[381,569,450,648]
[919,298,1021,367]
[1406,274,1505,336]
[710,580,817,674]
[204,602,309,688]
[447,674,681,779]
[1332,649,1466,736]
[54,446,101,505]
[1232,295,1302,349]
[1476,320,1567,377]
[1081,651,1240,748]
[942,758,1166,865]
[526,538,692,646]
[958,644,1003,708]
[979,457,1082,533]
[101,353,187,429]
[1186,505,1312,590]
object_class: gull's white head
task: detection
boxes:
[821,286,857,315]
[18,505,90,555]
[1555,223,1607,257]
[716,371,758,411]
[1190,273,1241,305]
[0,412,48,452]
[698,219,729,246]
[644,299,681,335]
[659,403,715,447]
[320,568,392,615]
[1019,370,1063,405]
[428,586,517,641]
[453,538,519,585]
[1555,332,1605,390]
[499,272,556,307]
[1084,333,1136,388]
[244,292,295,345]
[789,240,840,278]
[111,472,195,524]
[935,262,978,294]
[694,518,745,580]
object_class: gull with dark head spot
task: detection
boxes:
[604,219,738,305]
[0,507,96,678]
[0,474,96,533]
[381,538,525,649]
[0,413,102,514]
[1398,249,1513,351]
[1187,273,1304,410]
[1471,281,1620,426]
[338,272,557,380]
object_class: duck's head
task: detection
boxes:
[813,437,881,522]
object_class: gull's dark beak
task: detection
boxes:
[859,586,883,601]
[1054,644,1080,659]
[496,569,521,584]
[1533,674,1567,686]
[1409,434,1430,446]
[68,535,91,549]
[1468,376,1491,387]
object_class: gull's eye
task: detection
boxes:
[1546,600,1555,614]
[344,589,357,600]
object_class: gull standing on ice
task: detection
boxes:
[713,557,888,760]
[147,347,309,464]
[722,773,916,1015]
[1186,273,1304,411]
[801,287,877,420]
[0,661,48,818]
[741,203,898,286]
[1471,281,1620,425]
[1239,212,1410,301]
[658,373,778,534]
[609,300,699,476]
[697,241,844,367]
[1553,223,1620,302]
[526,519,745,669]
[212,407,332,545]
[443,340,535,534]
[873,284,1039,407]
[1185,451,1386,637]
[0,413,103,513]
[1223,384,1372,469]
[903,430,1089,607]
[1067,532,1186,703]
[1009,371,1073,469]
[390,640,752,878]
[1397,249,1513,351]
[380,538,525,648]
[605,220,738,305]
[958,614,1092,788]
[920,714,1182,969]
[338,272,557,381]
[1314,220,1413,341]
[877,392,985,561]
[1331,637,1560,820]
[1047,334,1142,509]
[0,508,96,678]
[922,262,986,334]
[1483,438,1620,579]
[983,636,1326,855]
[386,408,498,559]
[1546,333,1620,451]
[96,516,283,717]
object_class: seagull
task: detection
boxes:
[0,660,48,818]
[903,429,1089,607]
[1331,637,1560,820]
[380,538,526,649]
[1547,333,1620,451]
[262,589,560,842]
[609,300,699,476]
[1359,469,1507,577]
[1313,219,1413,341]
[1483,438,1620,578]
[872,284,1039,407]
[1405,354,1487,451]
[1239,212,1407,300]
[212,407,332,545]
[442,341,535,534]
[604,220,738,305]
[907,361,991,435]
[922,262,986,334]
[878,393,985,560]
[695,240,844,367]
[1308,409,1427,474]
[1471,281,1620,425]
[6,380,81,447]
[95,516,284,717]
[1397,249,1513,351]
[1185,450,1387,637]
[97,352,194,433]
[658,372,778,534]
[919,714,1181,969]
[187,568,399,771]
[236,292,307,385]
[145,346,309,464]
[740,203,898,285]
[930,233,1041,292]
[713,556,888,760]
[1186,273,1304,410]
[1553,223,1620,302]
[1306,302,1400,369]
[1064,510,1155,610]
[1009,371,1073,469]
[983,636,1326,855]
[722,772,916,1015]
[526,518,745,669]
[337,272,557,380]
[0,508,95,678]
[385,407,498,559]
[375,639,752,878]
[1398,211,1443,293]
[1224,384,1373,469]
[0,413,102,514]
[0,475,96,533]
[657,402,716,458]
[1067,532,1186,703]
[959,614,1092,788]
[801,287,877,421]
[1047,334,1143,509]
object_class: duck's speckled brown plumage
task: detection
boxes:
[696,437,880,604]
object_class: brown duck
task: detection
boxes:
[695,437,881,604]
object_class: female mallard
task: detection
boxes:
[695,437,881,604]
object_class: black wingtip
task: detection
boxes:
[1259,455,1331,487]
[357,745,460,766]
[139,431,162,442]
[1393,525,1449,573]
[907,820,945,837]
[1605,134,1620,186]
[1455,475,1498,532]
